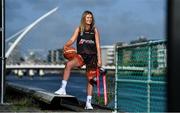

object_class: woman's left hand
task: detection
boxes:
[97,60,102,67]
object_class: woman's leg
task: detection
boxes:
[63,58,81,80]
[55,57,82,95]
[86,74,94,96]
[85,69,96,109]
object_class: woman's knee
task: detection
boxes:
[87,76,94,81]
[65,61,73,69]
[87,71,96,86]
[87,70,96,80]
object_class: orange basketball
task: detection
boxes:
[63,47,77,60]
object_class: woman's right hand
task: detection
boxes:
[63,45,68,51]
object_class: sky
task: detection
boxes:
[5,0,167,57]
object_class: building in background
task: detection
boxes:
[101,45,115,66]
[46,41,166,68]
[157,44,167,68]
[6,42,23,65]
[48,46,117,66]
[130,36,148,44]
[101,43,128,66]
[47,49,64,64]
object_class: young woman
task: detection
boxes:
[54,10,102,110]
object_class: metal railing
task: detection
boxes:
[115,40,167,112]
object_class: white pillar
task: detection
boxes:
[14,69,18,74]
[18,70,23,77]
[29,69,35,76]
[39,69,44,76]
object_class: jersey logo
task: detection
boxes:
[84,32,94,35]
[79,39,95,45]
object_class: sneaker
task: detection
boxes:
[84,103,93,110]
[54,88,66,95]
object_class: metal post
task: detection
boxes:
[114,44,118,113]
[147,43,152,113]
[1,0,5,104]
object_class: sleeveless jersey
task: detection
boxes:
[76,28,97,54]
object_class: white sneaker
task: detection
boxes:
[84,103,93,110]
[54,88,66,95]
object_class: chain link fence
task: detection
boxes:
[115,40,167,112]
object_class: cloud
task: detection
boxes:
[97,8,165,45]
[61,0,118,8]
[24,0,60,11]
[5,0,25,22]
[5,0,166,57]
[18,12,72,55]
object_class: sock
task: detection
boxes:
[86,95,92,104]
[61,80,67,89]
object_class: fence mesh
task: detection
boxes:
[115,40,167,112]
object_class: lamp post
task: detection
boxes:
[1,0,5,104]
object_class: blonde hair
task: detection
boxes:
[79,10,95,34]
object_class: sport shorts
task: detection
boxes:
[74,53,97,78]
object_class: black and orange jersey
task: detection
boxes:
[76,28,97,54]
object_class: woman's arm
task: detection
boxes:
[64,27,79,49]
[94,27,102,67]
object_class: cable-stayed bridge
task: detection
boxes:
[6,64,115,70]
[5,7,115,76]
[6,64,115,76]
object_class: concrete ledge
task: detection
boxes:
[6,82,113,112]
[33,90,79,105]
[6,82,79,106]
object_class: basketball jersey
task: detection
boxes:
[76,28,97,54]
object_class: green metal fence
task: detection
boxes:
[115,40,167,112]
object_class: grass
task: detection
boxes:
[92,73,115,107]
[2,86,70,112]
[2,87,41,112]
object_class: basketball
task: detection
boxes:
[63,47,77,60]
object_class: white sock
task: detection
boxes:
[86,95,92,104]
[61,80,67,89]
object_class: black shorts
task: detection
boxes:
[80,53,97,70]
[75,53,97,70]
[74,53,97,77]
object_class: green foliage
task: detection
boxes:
[93,73,115,106]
